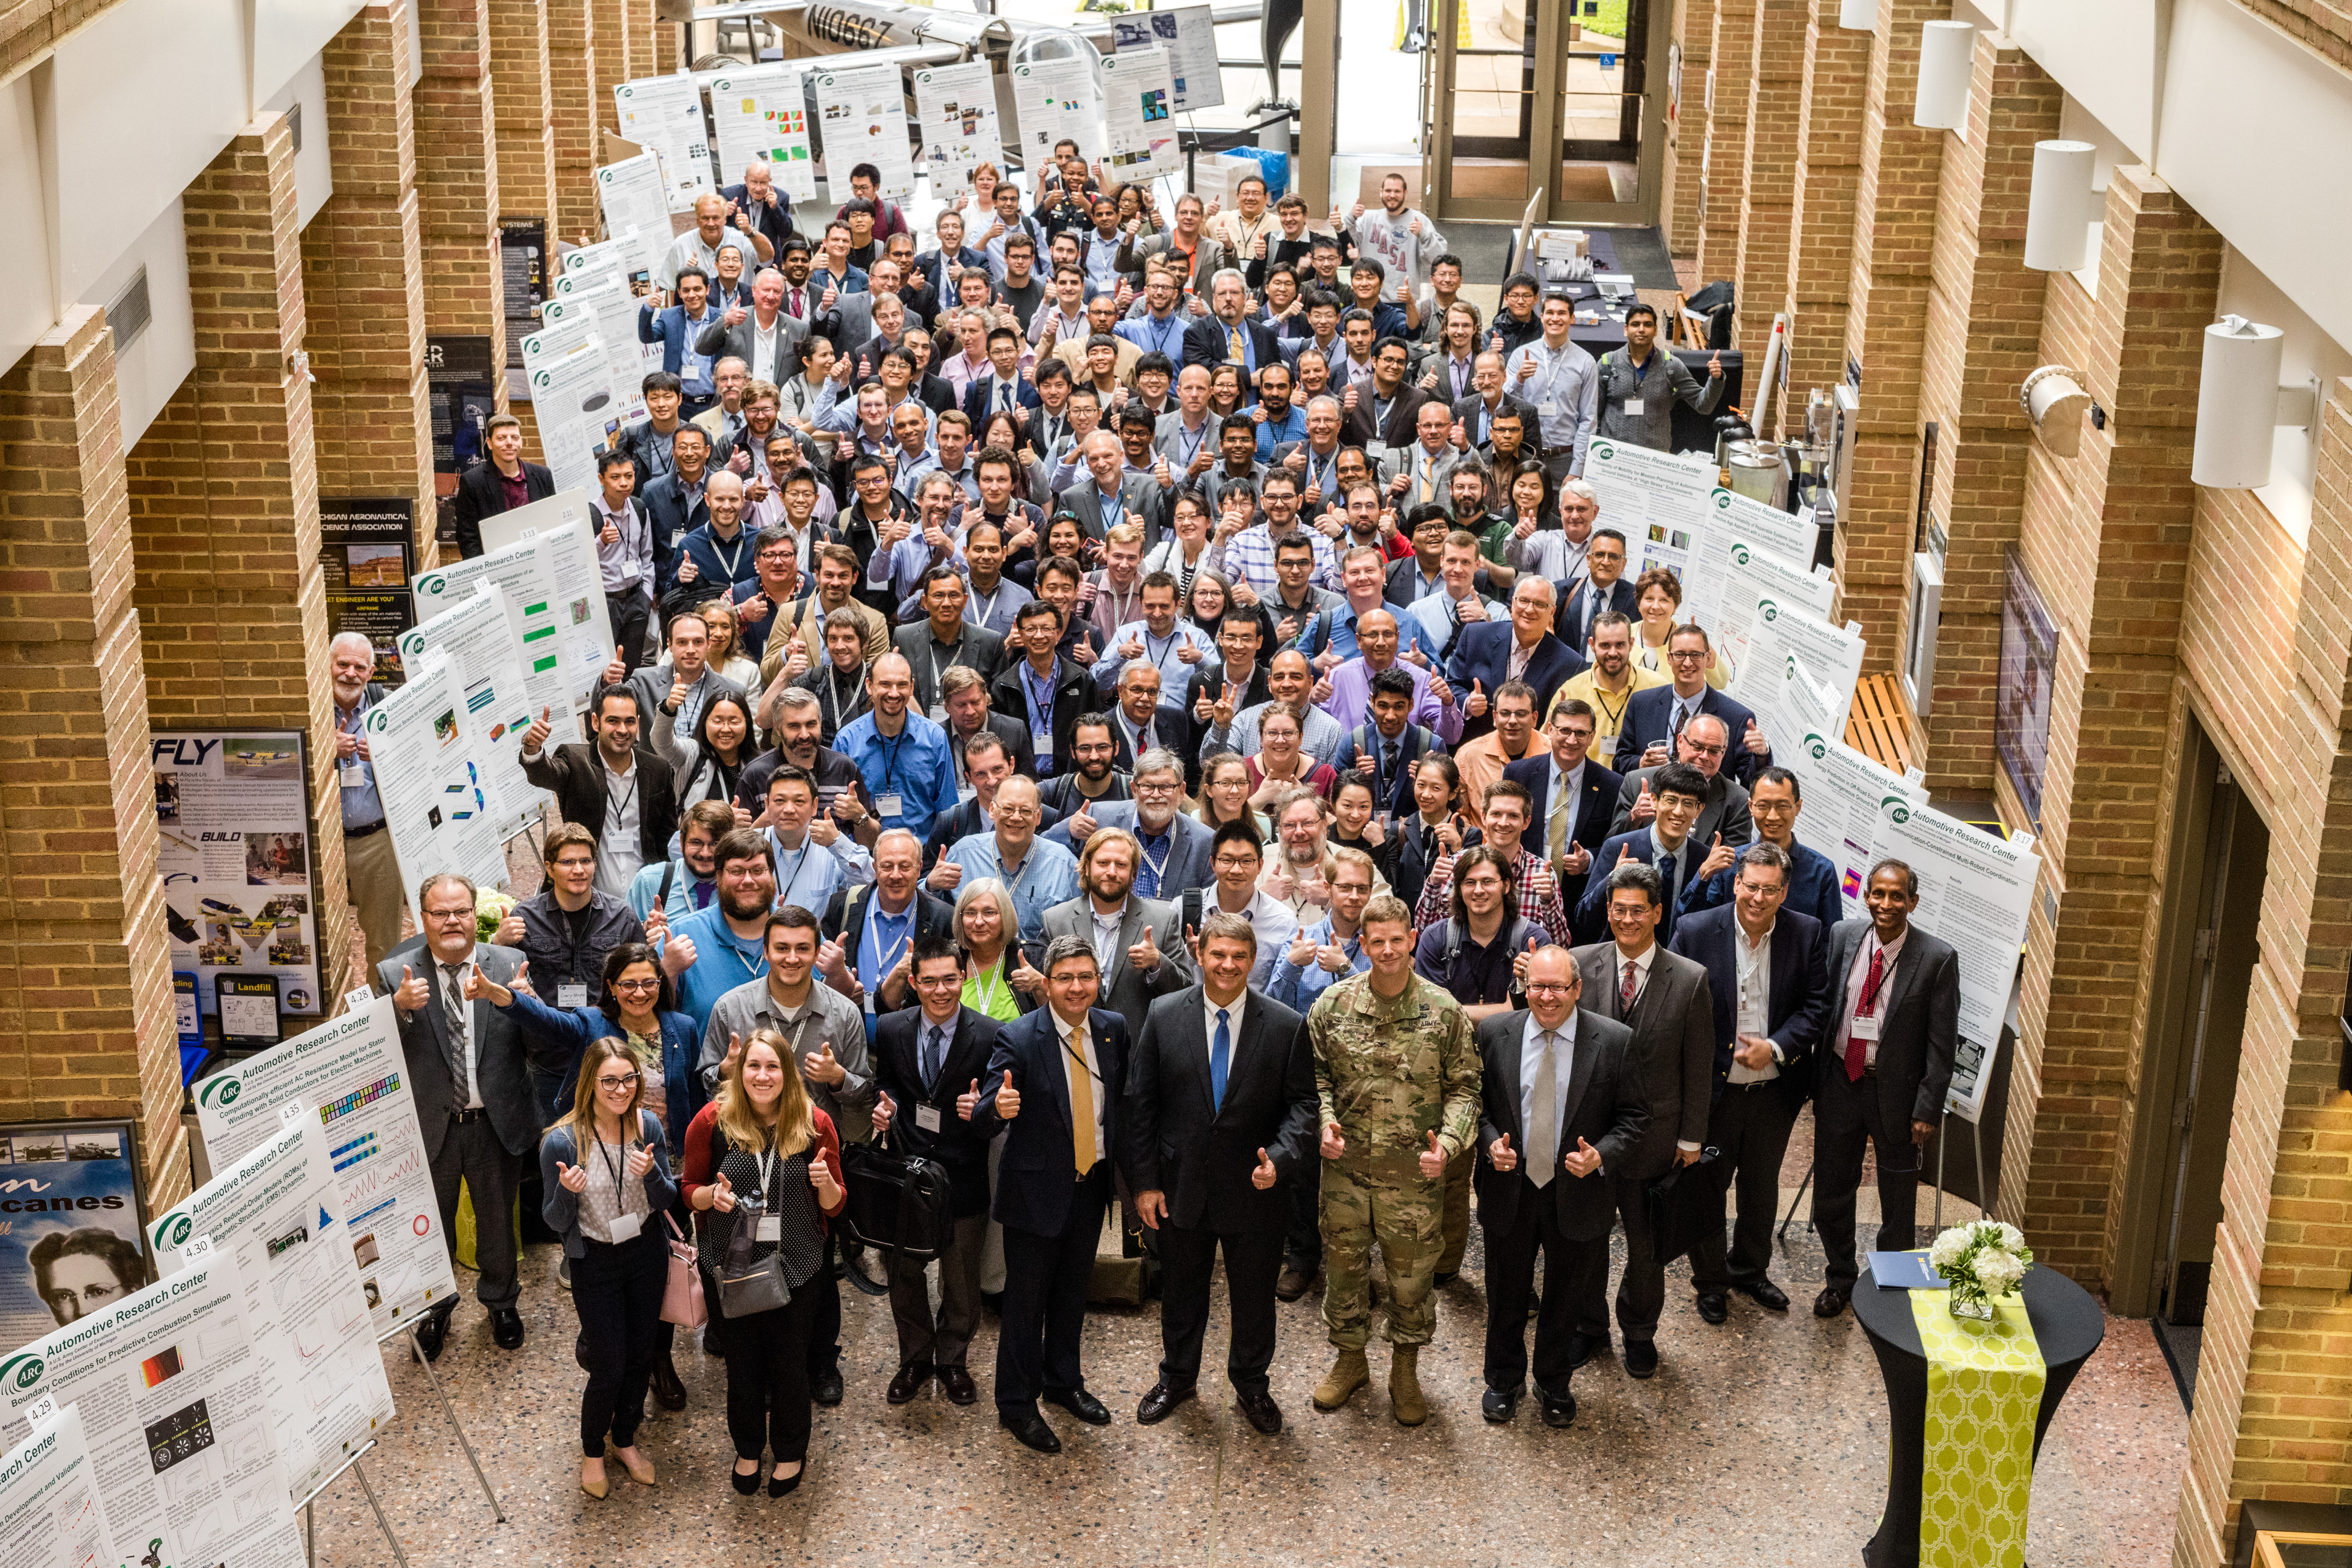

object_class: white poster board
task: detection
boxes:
[410,520,617,716]
[610,74,714,212]
[520,343,624,497]
[1581,438,1714,578]
[149,1119,396,1509]
[810,63,916,201]
[0,1408,120,1568]
[1731,603,1865,743]
[1112,6,1224,112]
[193,999,458,1337]
[709,63,818,204]
[553,267,665,382]
[911,61,1005,196]
[560,233,652,294]
[1010,57,1103,169]
[1677,486,1815,629]
[595,154,674,283]
[394,584,548,837]
[1098,48,1181,183]
[0,1260,307,1568]
[1774,658,1928,920]
[357,655,510,909]
[527,296,645,433]
[153,731,326,1024]
[1708,549,1837,672]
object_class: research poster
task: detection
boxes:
[318,498,417,688]
[395,585,546,839]
[520,340,622,496]
[153,731,324,1027]
[193,999,457,1338]
[1582,440,1713,578]
[0,1122,149,1361]
[498,217,546,405]
[521,304,636,448]
[359,655,509,910]
[811,63,915,200]
[1676,487,1813,630]
[709,64,818,203]
[0,1259,307,1568]
[0,1408,122,1568]
[1708,547,1838,672]
[149,1118,395,1509]
[910,62,1004,195]
[1011,57,1102,169]
[1777,671,1928,918]
[411,520,617,716]
[610,74,714,211]
[1731,601,1866,737]
[1113,7,1224,112]
[472,486,597,558]
[549,268,665,387]
[1098,49,1180,182]
[594,154,675,284]
[560,233,651,297]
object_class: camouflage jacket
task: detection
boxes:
[1308,972,1481,1169]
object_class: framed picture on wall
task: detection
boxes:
[1997,546,2056,829]
[0,1119,152,1357]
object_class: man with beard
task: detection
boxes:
[834,652,960,845]
[655,827,780,1030]
[1043,747,1212,900]
[894,567,1005,721]
[787,605,872,747]
[942,774,1079,948]
[950,519,1034,642]
[1203,649,1347,769]
[329,632,401,966]
[1037,713,1133,817]
[521,687,681,905]
[630,798,741,927]
[1547,612,1667,767]
[740,687,879,846]
[1040,828,1189,1041]
[1249,362,1306,465]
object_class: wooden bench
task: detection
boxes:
[1845,674,1921,776]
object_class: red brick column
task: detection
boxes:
[1662,0,1715,258]
[549,0,601,243]
[1780,0,1871,402]
[1730,0,1806,377]
[414,0,507,402]
[1693,0,1755,284]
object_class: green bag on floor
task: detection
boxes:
[453,1179,523,1272]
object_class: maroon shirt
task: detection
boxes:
[498,466,529,511]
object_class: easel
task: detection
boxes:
[377,1313,508,1524]
[1772,1029,2008,1242]
[299,1442,408,1568]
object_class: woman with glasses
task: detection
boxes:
[654,689,756,817]
[1245,704,1338,809]
[1195,753,1269,839]
[1391,754,1474,912]
[952,878,1033,1022]
[540,1037,678,1499]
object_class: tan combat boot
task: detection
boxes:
[1390,1344,1428,1426]
[1311,1347,1370,1411]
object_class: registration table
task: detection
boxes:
[1851,1262,2106,1566]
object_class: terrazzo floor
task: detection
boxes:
[299,1155,2185,1568]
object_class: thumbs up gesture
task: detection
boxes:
[1463,678,1488,719]
[808,1147,840,1203]
[601,647,629,688]
[709,1171,737,1213]
[957,1077,982,1122]
[1489,1132,1517,1172]
[626,1140,654,1179]
[1417,1128,1447,1179]
[1251,1146,1278,1190]
[522,705,554,755]
[1319,1119,1346,1160]
[1564,1135,1603,1178]
[871,1088,896,1134]
[1696,831,1734,880]
[1009,950,1045,997]
[1743,716,1770,756]
[1628,777,1657,826]
[556,1159,589,1194]
[392,964,429,1014]
[802,1039,846,1088]
[995,1068,1021,1120]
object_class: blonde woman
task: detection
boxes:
[540,1036,677,1499]
[681,1028,846,1497]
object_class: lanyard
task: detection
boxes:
[875,732,907,794]
[1857,940,1894,1012]
[750,1135,777,1208]
[1021,661,1056,730]
[595,1122,632,1206]
[1177,421,1208,468]
[864,895,913,984]
[773,836,814,904]
[969,584,1005,629]
[606,767,638,832]
[709,530,747,581]
[1137,833,1171,890]
[969,964,1010,1016]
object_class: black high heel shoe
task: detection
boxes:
[730,1460,762,1496]
[768,1459,805,1497]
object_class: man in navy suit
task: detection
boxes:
[974,935,1132,1453]
[1503,699,1620,917]
[1448,577,1586,743]
[1552,529,1637,652]
[1578,762,1711,947]
[638,424,714,597]
[960,326,1043,423]
[1611,624,1773,788]
[1182,270,1284,386]
[1122,914,1317,1434]
[1042,749,1215,901]
[1668,842,1830,1324]
[636,267,727,416]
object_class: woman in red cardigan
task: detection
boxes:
[682,1029,846,1497]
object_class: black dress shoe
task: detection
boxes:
[1481,1386,1521,1423]
[411,1310,449,1363]
[490,1306,525,1349]
[651,1351,688,1411]
[1735,1277,1791,1312]
[1135,1379,1196,1424]
[730,1463,762,1496]
[938,1365,978,1405]
[1000,1408,1063,1453]
[1695,1292,1730,1324]
[980,1289,1004,1315]
[1235,1388,1282,1435]
[1814,1286,1850,1319]
[1541,1389,1577,1428]
[1432,1270,1459,1288]
[1044,1386,1112,1426]
[1623,1339,1659,1379]
[1561,1332,1604,1371]
[811,1364,844,1406]
[1274,1264,1316,1302]
[769,1459,804,1497]
[887,1363,932,1405]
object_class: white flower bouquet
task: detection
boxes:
[1928,1220,2033,1320]
[475,887,518,947]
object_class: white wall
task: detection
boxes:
[85,200,196,447]
[262,54,335,229]
[253,0,364,109]
[0,71,54,377]
[2216,246,2352,550]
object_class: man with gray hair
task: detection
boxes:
[1182,268,1283,384]
[1044,747,1214,900]
[329,630,401,967]
[1503,477,1602,593]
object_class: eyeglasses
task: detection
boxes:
[1134,780,1180,795]
[1666,649,1710,663]
[1681,740,1727,758]
[1213,855,1261,872]
[1523,983,1574,997]
[612,977,663,993]
[595,1073,641,1091]
[423,907,474,924]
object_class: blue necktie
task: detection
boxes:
[923,1024,944,1088]
[1656,849,1678,937]
[1210,1007,1231,1111]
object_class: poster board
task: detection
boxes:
[1730,602,1865,745]
[149,1117,395,1509]
[910,61,1005,196]
[0,1258,308,1568]
[709,63,818,204]
[1582,438,1714,578]
[1772,659,1929,919]
[318,498,417,688]
[394,583,549,837]
[425,336,496,552]
[1997,545,2054,830]
[153,731,325,1027]
[810,62,916,201]
[410,520,617,717]
[471,486,596,559]
[548,269,665,387]
[520,307,637,469]
[0,1408,122,1568]
[1112,6,1224,112]
[192,999,458,1337]
[519,341,624,497]
[1098,48,1181,183]
[610,74,714,212]
[357,654,510,909]
[595,153,675,284]
[0,1122,151,1360]
[1675,485,1815,631]
[1009,56,1103,170]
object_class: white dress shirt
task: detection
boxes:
[1727,920,1778,1083]
[1202,990,1245,1081]
[439,958,485,1108]
[595,754,645,901]
[1051,1007,1109,1165]
[1836,927,1908,1070]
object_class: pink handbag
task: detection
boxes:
[660,1212,706,1328]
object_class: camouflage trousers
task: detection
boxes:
[1438,1146,1473,1275]
[1320,1158,1445,1349]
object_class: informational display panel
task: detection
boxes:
[412,520,616,717]
[910,62,1005,195]
[0,1408,121,1568]
[1581,439,1714,578]
[1676,486,1814,630]
[149,1117,395,1509]
[193,999,457,1338]
[318,498,417,688]
[1010,57,1103,169]
[0,1121,150,1361]
[395,584,547,838]
[710,64,818,203]
[1112,7,1224,112]
[357,655,509,908]
[811,63,916,200]
[595,153,675,283]
[153,732,324,1025]
[1098,48,1180,182]
[610,74,715,211]
[520,341,623,496]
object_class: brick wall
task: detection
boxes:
[487,0,558,238]
[1663,0,1715,257]
[548,0,600,242]
[1780,0,1870,408]
[1693,0,1755,284]
[1731,0,1805,376]
[416,0,509,402]
[2236,0,2352,68]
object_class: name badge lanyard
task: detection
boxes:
[774,836,815,907]
[1022,662,1056,739]
[596,1127,634,1213]
[863,896,913,1011]
[1854,941,1893,1018]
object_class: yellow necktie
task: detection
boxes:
[1227,326,1245,364]
[1549,782,1571,864]
[1067,1025,1097,1175]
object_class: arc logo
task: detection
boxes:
[1729,544,1751,566]
[418,574,447,596]
[366,710,389,734]
[197,1076,243,1109]
[1759,599,1780,622]
[398,632,425,658]
[533,371,554,393]
[1888,803,1912,825]
[0,1354,43,1392]
[1713,491,1733,511]
[1590,441,1616,462]
[1804,732,1829,761]
[156,1214,194,1249]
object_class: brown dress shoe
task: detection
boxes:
[1275,1264,1316,1302]
[938,1364,978,1405]
[887,1363,932,1405]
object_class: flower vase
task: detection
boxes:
[1947,1278,1996,1321]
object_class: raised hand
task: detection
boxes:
[1564,1136,1602,1178]
[957,1078,982,1121]
[1417,1128,1446,1180]
[709,1171,737,1213]
[928,857,965,891]
[1744,717,1770,756]
[523,704,556,754]
[1319,1119,1346,1160]
[493,911,525,948]
[626,1140,654,1179]
[871,1088,895,1134]
[392,964,429,1014]
[1009,950,1045,996]
[808,1148,840,1203]
[1127,925,1161,976]
[1628,778,1656,826]
[1286,929,1317,970]
[1462,679,1488,719]
[995,1068,1021,1119]
[1694,832,1734,881]
[556,1160,589,1194]
[803,1040,846,1088]
[1489,1132,1517,1172]
[1250,1147,1278,1191]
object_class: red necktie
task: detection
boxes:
[790,287,804,318]
[1620,959,1636,1012]
[1845,948,1885,1082]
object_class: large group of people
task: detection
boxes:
[330,144,1959,1504]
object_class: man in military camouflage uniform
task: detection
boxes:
[1306,893,1481,1426]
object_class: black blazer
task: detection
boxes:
[1472,1006,1646,1240]
[1182,661,1273,785]
[1668,904,1831,1108]
[376,940,537,1158]
[1450,390,1539,450]
[1572,940,1715,1179]
[1821,920,1962,1126]
[1180,315,1284,378]
[639,470,712,597]
[1330,720,1444,818]
[1341,385,1433,450]
[1503,753,1621,914]
[974,1005,1132,1237]
[1120,985,1316,1234]
[921,791,1065,872]
[871,1004,1000,1217]
[1613,684,1770,788]
[451,460,556,559]
[1554,575,1639,652]
[988,655,1096,768]
[518,742,679,872]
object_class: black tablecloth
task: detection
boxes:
[1851,1262,2106,1567]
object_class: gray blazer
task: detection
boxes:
[1042,802,1215,898]
[1822,919,1962,1126]
[1034,893,1193,1041]
[1572,938,1715,1180]
[377,939,537,1159]
[693,307,810,369]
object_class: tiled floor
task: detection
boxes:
[302,1178,2185,1567]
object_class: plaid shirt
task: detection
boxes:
[1411,842,1571,944]
[1222,522,1335,599]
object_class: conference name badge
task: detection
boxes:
[916,1104,943,1133]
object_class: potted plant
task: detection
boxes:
[1928,1220,2033,1321]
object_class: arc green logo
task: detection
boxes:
[1590,441,1615,462]
[197,1076,243,1108]
[418,573,447,595]
[1730,544,1750,566]
[157,1214,193,1249]
[1759,599,1780,622]
[0,1354,43,1392]
[1713,492,1732,510]
[1889,804,1911,825]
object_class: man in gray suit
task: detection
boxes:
[1607,714,1756,854]
[1811,858,1963,1319]
[1044,747,1214,901]
[376,872,537,1360]
[1036,826,1192,1042]
[691,266,811,389]
[1572,860,1714,1379]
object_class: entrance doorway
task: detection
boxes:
[1422,0,1671,224]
